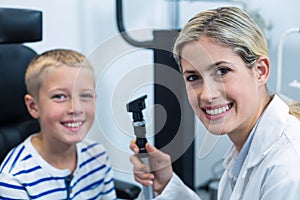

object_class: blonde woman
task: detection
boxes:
[130,7,300,200]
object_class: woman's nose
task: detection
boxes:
[200,80,217,103]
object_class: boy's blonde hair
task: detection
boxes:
[25,49,94,99]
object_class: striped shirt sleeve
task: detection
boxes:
[101,154,116,200]
[0,173,29,199]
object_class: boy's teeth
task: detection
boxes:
[65,122,82,128]
[206,105,230,115]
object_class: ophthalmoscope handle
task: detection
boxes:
[127,95,153,199]
[139,154,154,200]
[133,122,154,200]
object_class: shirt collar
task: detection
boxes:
[225,118,260,188]
[231,121,258,179]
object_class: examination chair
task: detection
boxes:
[0,8,140,199]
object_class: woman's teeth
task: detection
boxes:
[206,105,230,115]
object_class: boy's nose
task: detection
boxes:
[68,98,83,115]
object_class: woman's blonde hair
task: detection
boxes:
[25,49,93,99]
[173,6,268,69]
[289,101,300,120]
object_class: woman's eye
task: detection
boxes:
[216,67,231,76]
[186,74,199,82]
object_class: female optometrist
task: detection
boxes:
[130,6,300,200]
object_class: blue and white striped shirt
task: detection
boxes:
[0,135,116,199]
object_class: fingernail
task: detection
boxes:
[133,147,139,153]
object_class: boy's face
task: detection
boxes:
[34,65,96,145]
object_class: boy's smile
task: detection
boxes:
[62,120,84,132]
[35,65,95,146]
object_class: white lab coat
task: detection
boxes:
[141,95,300,200]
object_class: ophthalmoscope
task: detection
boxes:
[127,95,154,200]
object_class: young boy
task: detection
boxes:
[0,49,116,199]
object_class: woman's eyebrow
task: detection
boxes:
[208,60,232,69]
[182,69,197,75]
[182,61,233,75]
[212,61,231,67]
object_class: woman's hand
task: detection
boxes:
[129,140,173,195]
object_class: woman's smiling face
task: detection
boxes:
[181,37,266,138]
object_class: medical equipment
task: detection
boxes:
[276,26,300,102]
[117,0,195,189]
[127,95,154,200]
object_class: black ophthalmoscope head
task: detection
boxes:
[126,95,147,122]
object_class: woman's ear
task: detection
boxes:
[254,56,270,86]
[24,94,39,119]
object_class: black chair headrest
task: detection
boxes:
[0,8,42,44]
[0,8,42,124]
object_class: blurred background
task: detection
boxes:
[1,0,299,197]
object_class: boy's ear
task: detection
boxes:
[24,94,39,119]
[254,56,270,86]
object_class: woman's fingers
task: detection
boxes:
[133,171,154,186]
[130,154,149,172]
[130,140,174,194]
[132,161,154,186]
[129,139,139,153]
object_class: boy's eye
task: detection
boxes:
[80,93,94,99]
[52,94,67,100]
[80,92,95,101]
[216,67,231,75]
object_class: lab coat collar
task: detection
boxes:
[245,95,289,168]
[222,95,289,170]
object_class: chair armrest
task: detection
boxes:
[114,179,141,199]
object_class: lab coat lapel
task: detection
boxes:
[246,95,288,169]
[219,95,289,199]
[232,95,289,198]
